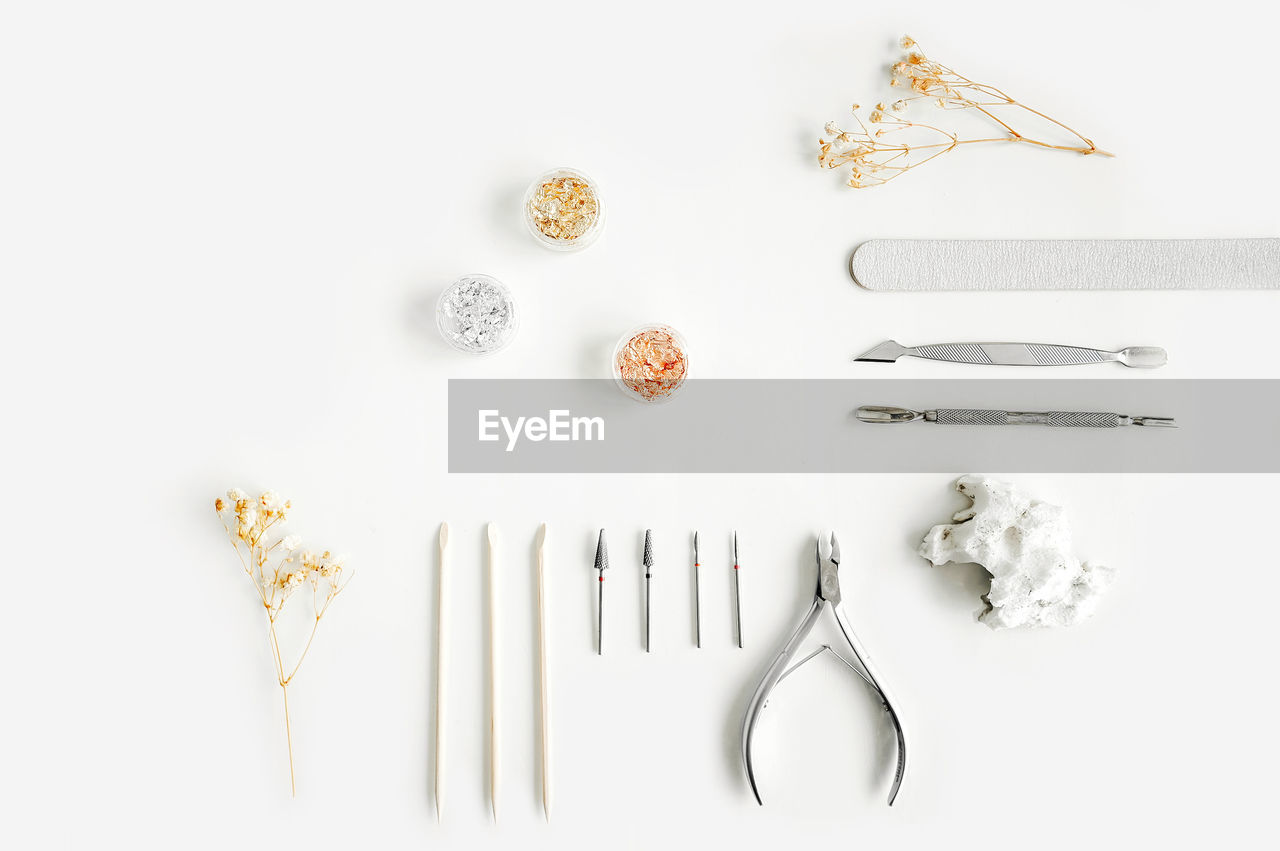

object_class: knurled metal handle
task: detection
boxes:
[1022,344,1108,365]
[933,409,1123,427]
[914,343,1111,366]
[933,409,1009,425]
[1045,411,1121,427]
[912,343,992,364]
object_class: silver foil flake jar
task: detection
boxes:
[435,274,518,354]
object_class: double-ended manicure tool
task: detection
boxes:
[742,532,906,806]
[855,340,1167,368]
[857,405,1176,428]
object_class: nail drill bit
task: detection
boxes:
[693,531,701,649]
[643,530,654,653]
[594,529,608,655]
[733,532,743,649]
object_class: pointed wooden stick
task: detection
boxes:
[535,523,552,821]
[434,522,449,821]
[487,522,500,822]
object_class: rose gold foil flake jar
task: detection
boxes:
[613,324,690,403]
[523,167,605,251]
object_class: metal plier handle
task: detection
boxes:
[740,532,907,806]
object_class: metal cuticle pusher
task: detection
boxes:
[855,340,1167,368]
[856,405,1176,428]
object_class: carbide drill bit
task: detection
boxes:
[643,530,654,653]
[594,529,608,655]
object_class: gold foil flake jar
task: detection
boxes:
[613,324,690,403]
[523,167,604,251]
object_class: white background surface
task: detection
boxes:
[3,1,1279,848]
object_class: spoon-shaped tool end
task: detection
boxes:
[1119,346,1168,368]
[856,405,922,423]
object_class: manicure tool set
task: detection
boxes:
[418,77,1272,830]
[422,234,1221,826]
[431,326,1183,820]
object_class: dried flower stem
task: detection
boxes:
[819,36,1111,188]
[280,678,295,794]
[216,489,351,796]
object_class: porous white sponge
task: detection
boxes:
[919,476,1116,629]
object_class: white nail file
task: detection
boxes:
[850,238,1280,291]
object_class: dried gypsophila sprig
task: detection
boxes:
[216,488,351,796]
[819,35,1113,188]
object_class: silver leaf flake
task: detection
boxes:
[438,276,516,354]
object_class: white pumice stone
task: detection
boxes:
[918,475,1116,629]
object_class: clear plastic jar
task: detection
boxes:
[435,274,519,354]
[523,167,605,251]
[613,324,690,403]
